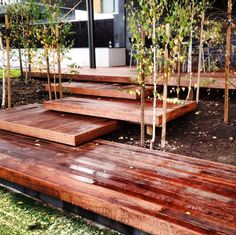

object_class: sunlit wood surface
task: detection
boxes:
[0,131,235,235]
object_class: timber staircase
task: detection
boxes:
[0,73,235,235]
[43,75,197,128]
[0,73,197,145]
[46,82,154,100]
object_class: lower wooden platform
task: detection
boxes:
[0,104,118,146]
[0,131,235,235]
[44,97,197,127]
[45,82,153,100]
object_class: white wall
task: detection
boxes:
[74,10,114,21]
[2,48,126,69]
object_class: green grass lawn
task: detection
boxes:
[0,187,118,235]
[0,69,21,79]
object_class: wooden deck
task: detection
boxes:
[0,131,235,235]
[44,97,197,127]
[45,82,153,100]
[0,104,118,146]
[29,67,236,90]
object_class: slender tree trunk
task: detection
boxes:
[224,0,232,124]
[206,47,210,71]
[202,47,205,72]
[187,37,192,73]
[150,17,157,149]
[24,51,28,80]
[5,15,11,110]
[177,41,181,99]
[140,83,145,147]
[161,24,170,150]
[140,30,146,147]
[53,72,57,100]
[22,30,28,80]
[1,57,6,108]
[18,47,23,79]
[28,48,32,80]
[46,49,52,101]
[56,25,63,99]
[186,1,194,100]
[0,32,6,108]
[196,11,205,103]
[26,16,31,81]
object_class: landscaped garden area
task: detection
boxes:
[0,78,235,166]
[0,0,235,234]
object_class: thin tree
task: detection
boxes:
[161,24,170,150]
[186,0,195,100]
[196,9,205,103]
[6,1,38,81]
[171,1,190,99]
[56,25,63,99]
[127,1,153,147]
[5,14,11,110]
[150,0,166,149]
[140,29,146,147]
[224,0,232,124]
[127,0,168,147]
[0,30,6,108]
[35,0,73,101]
[150,14,157,150]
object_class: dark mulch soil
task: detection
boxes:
[0,78,235,166]
[0,78,48,107]
[105,98,236,166]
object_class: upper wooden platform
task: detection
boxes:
[29,67,236,90]
[0,104,118,146]
[44,97,197,127]
[0,131,235,235]
[45,82,153,100]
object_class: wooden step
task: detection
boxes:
[0,132,235,235]
[29,69,236,90]
[0,104,118,146]
[29,71,134,84]
[44,97,197,127]
[45,82,153,100]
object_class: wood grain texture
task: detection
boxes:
[0,105,118,146]
[44,97,197,127]
[0,132,235,235]
[28,68,236,89]
[45,82,153,100]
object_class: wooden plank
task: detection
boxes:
[0,131,235,235]
[45,82,153,100]
[44,97,197,127]
[0,105,118,146]
[28,68,236,89]
[28,71,133,84]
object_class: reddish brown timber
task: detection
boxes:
[28,71,134,84]
[44,97,197,127]
[45,82,153,100]
[28,67,236,89]
[0,131,235,234]
[0,105,118,146]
